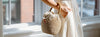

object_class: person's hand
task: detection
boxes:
[59,4,72,18]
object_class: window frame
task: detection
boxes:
[0,0,3,37]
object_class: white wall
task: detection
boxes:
[0,0,3,37]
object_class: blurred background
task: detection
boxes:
[2,0,100,37]
[2,0,99,25]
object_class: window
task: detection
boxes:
[3,0,34,25]
[77,0,100,17]
[3,0,49,25]
[3,0,21,25]
[2,0,100,25]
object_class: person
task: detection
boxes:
[42,0,83,37]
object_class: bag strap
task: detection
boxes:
[49,2,61,14]
[49,7,53,12]
[57,2,61,14]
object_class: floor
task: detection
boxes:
[4,23,53,37]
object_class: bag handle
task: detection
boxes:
[49,2,61,14]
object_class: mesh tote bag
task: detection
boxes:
[41,3,62,35]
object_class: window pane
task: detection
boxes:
[3,0,9,25]
[77,0,95,17]
[11,0,20,24]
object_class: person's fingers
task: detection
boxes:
[61,7,67,12]
[67,7,72,11]
[62,12,68,18]
[63,8,67,12]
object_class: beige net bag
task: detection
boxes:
[41,3,62,35]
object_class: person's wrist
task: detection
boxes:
[54,2,60,10]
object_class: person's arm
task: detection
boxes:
[42,0,71,18]
[42,0,59,10]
